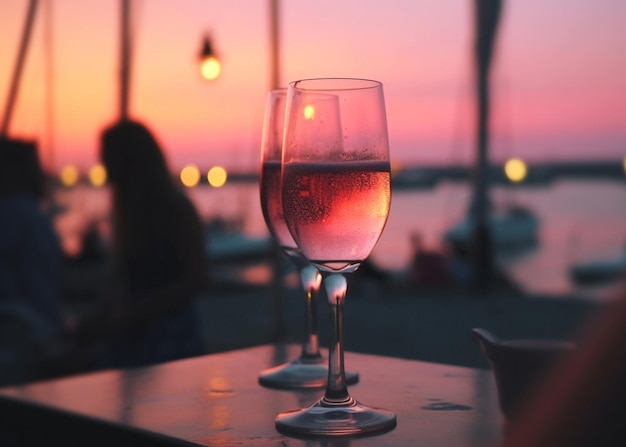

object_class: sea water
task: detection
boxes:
[53,178,626,299]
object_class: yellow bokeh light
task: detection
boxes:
[201,57,221,81]
[88,164,107,187]
[60,165,79,187]
[504,158,528,183]
[207,166,227,188]
[304,104,315,120]
[180,164,201,187]
[622,156,626,174]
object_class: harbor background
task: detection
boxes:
[55,172,626,300]
[56,173,623,370]
[2,0,625,377]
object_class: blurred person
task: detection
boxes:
[0,138,64,385]
[408,231,449,288]
[500,286,626,446]
[73,120,208,369]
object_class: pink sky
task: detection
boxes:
[1,0,625,173]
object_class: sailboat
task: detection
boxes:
[442,0,539,274]
[444,202,539,250]
[570,245,626,285]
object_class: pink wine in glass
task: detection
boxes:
[260,160,299,257]
[282,160,391,272]
[258,156,360,390]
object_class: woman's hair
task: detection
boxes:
[101,120,171,191]
[100,120,180,259]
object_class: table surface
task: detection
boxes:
[0,344,503,446]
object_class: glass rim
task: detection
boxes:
[289,77,382,92]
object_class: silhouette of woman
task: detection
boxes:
[0,138,64,384]
[79,120,208,368]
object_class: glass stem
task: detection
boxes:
[322,273,353,406]
[300,265,322,360]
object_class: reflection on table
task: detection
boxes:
[0,344,502,446]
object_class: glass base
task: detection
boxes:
[275,398,396,437]
[259,357,359,390]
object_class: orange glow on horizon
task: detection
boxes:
[1,0,624,171]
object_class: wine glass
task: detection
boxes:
[275,78,396,437]
[258,88,359,389]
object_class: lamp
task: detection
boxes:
[199,34,221,81]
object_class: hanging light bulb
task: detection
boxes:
[199,34,221,81]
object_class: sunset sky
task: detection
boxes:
[1,0,625,174]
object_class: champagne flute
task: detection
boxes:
[258,88,359,389]
[276,78,396,436]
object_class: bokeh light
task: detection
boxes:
[200,57,221,81]
[60,165,79,187]
[504,158,528,183]
[180,164,201,187]
[304,104,315,120]
[207,166,227,188]
[88,164,107,187]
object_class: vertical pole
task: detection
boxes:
[470,0,502,291]
[120,0,131,121]
[268,0,281,90]
[268,0,285,340]
[1,0,39,138]
[44,0,55,173]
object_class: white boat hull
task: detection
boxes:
[444,210,539,249]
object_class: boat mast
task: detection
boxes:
[469,0,502,290]
[119,0,132,121]
[267,0,287,340]
[44,0,55,172]
[1,0,39,138]
[268,0,281,91]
